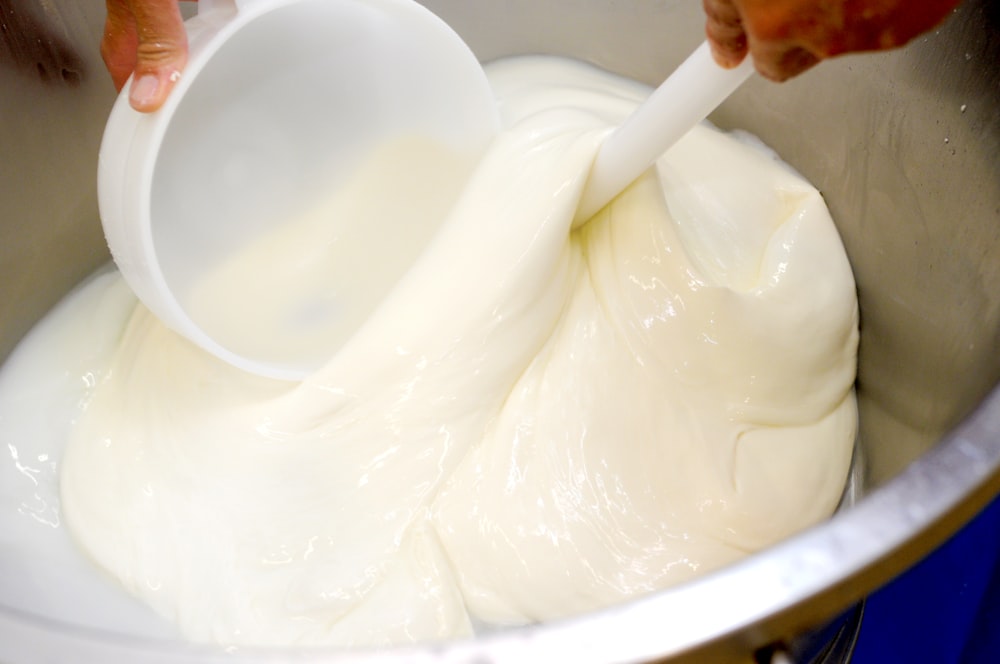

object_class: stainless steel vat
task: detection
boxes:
[1,0,998,661]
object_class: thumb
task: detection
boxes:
[703,0,748,68]
[123,0,189,112]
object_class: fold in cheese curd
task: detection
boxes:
[60,56,858,647]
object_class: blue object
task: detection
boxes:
[852,492,1000,663]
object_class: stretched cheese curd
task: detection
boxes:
[37,56,857,647]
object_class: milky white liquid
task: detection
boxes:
[0,56,858,647]
[0,269,175,638]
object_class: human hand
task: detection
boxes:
[704,0,962,81]
[102,0,188,112]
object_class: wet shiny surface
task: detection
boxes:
[0,0,998,662]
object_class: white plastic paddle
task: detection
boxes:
[575,41,755,224]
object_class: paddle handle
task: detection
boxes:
[574,42,755,224]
